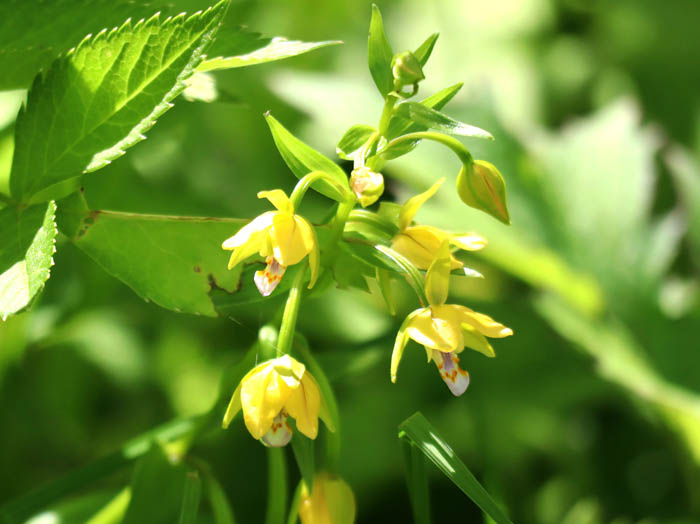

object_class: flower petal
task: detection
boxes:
[240,364,294,439]
[433,351,470,396]
[222,381,243,429]
[258,189,294,214]
[398,178,445,231]
[254,256,287,297]
[285,372,321,439]
[425,241,452,306]
[450,233,487,251]
[296,216,320,288]
[261,412,293,447]
[454,305,513,338]
[222,212,274,249]
[406,307,463,352]
[461,323,495,357]
[391,311,420,383]
[271,213,313,266]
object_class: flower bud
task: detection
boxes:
[299,473,356,524]
[456,160,510,224]
[350,167,384,207]
[391,51,425,91]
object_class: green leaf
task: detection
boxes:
[399,412,514,524]
[414,33,439,67]
[178,471,202,524]
[265,448,287,524]
[382,83,463,160]
[368,4,394,98]
[395,102,493,139]
[122,443,188,524]
[341,241,426,305]
[265,114,348,202]
[203,469,237,524]
[457,160,510,225]
[198,37,341,72]
[10,1,227,203]
[205,25,271,59]
[290,429,315,491]
[0,201,56,319]
[56,193,245,317]
[336,124,377,161]
[400,438,431,524]
[0,1,186,91]
[666,146,700,266]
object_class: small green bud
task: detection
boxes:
[457,160,510,224]
[391,51,425,92]
[350,167,384,207]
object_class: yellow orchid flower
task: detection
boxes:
[222,189,319,297]
[391,241,512,395]
[391,178,487,270]
[299,472,356,524]
[223,354,335,447]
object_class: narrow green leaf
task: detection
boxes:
[203,469,237,524]
[122,443,188,524]
[395,102,493,139]
[290,429,315,490]
[85,488,131,524]
[383,83,463,160]
[400,438,431,524]
[0,200,56,319]
[56,193,245,317]
[368,4,394,97]
[265,114,348,201]
[178,471,202,524]
[414,33,439,67]
[265,448,287,524]
[342,241,426,305]
[399,412,513,524]
[376,267,396,315]
[199,38,341,71]
[10,1,227,203]
[336,124,377,160]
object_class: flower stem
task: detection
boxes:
[289,171,350,209]
[277,264,307,357]
[385,131,474,165]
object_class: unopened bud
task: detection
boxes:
[350,167,384,207]
[391,51,425,91]
[456,160,510,225]
[299,473,356,524]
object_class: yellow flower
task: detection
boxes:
[222,189,319,296]
[350,166,384,207]
[391,241,512,395]
[391,178,486,270]
[299,472,356,524]
[223,355,335,447]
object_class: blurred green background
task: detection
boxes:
[2,0,700,522]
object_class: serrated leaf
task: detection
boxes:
[0,201,57,319]
[336,124,377,161]
[265,114,348,202]
[198,37,341,72]
[10,1,227,203]
[368,4,394,98]
[382,83,463,160]
[399,412,514,524]
[395,102,494,139]
[0,0,187,91]
[56,193,244,317]
[414,33,439,67]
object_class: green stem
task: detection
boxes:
[385,131,474,165]
[290,171,350,210]
[277,265,307,357]
[377,95,398,137]
[265,448,288,524]
[85,487,131,524]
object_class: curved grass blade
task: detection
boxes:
[399,412,513,524]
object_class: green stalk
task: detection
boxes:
[290,171,350,210]
[385,131,473,165]
[265,448,288,524]
[85,488,131,524]
[277,265,308,357]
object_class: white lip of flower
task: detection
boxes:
[254,256,286,296]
